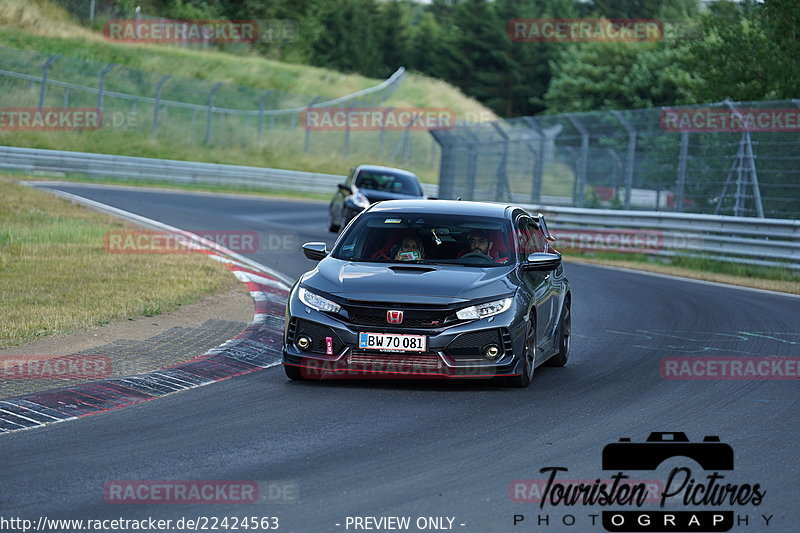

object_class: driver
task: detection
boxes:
[392,236,425,261]
[466,231,493,257]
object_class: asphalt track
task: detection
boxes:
[2,183,798,533]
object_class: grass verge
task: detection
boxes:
[0,174,241,348]
[564,252,800,295]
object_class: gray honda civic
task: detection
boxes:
[282,199,571,387]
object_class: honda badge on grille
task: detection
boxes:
[386,310,404,324]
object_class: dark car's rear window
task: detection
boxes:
[332,212,513,267]
[355,170,422,196]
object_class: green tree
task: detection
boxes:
[408,12,462,82]
[376,0,413,78]
[306,0,383,77]
[543,42,682,112]
[450,0,514,115]
[683,0,800,102]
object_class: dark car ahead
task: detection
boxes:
[328,165,425,232]
[283,200,571,387]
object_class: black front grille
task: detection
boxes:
[444,329,504,359]
[343,301,458,330]
[347,353,443,371]
[293,319,346,355]
[348,314,447,329]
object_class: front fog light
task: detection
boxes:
[484,345,500,359]
[297,336,311,350]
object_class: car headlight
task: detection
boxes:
[298,287,341,313]
[352,189,370,208]
[456,297,512,320]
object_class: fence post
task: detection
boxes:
[566,114,589,208]
[612,110,636,210]
[257,90,272,141]
[431,130,456,199]
[564,147,580,203]
[401,122,412,165]
[607,148,622,196]
[523,117,545,204]
[97,63,116,115]
[491,122,510,202]
[38,54,60,111]
[343,100,354,157]
[464,128,480,201]
[62,87,70,108]
[675,131,689,212]
[204,82,222,145]
[304,97,321,153]
[379,107,393,156]
[152,74,171,137]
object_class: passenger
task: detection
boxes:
[392,236,425,261]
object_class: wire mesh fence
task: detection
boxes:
[0,46,442,172]
[433,100,800,219]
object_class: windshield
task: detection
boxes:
[332,212,513,267]
[355,170,422,195]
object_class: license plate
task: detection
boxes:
[358,332,427,352]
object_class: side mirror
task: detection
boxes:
[337,183,351,193]
[523,252,561,271]
[302,242,328,261]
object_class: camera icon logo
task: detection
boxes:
[602,432,734,471]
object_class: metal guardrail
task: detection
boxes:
[0,145,794,270]
[518,204,800,270]
[0,145,439,197]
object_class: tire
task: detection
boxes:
[328,207,340,233]
[545,302,570,367]
[284,363,305,381]
[506,320,535,388]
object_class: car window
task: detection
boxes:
[515,217,544,256]
[332,212,513,266]
[355,171,421,195]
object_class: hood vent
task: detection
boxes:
[388,265,437,274]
